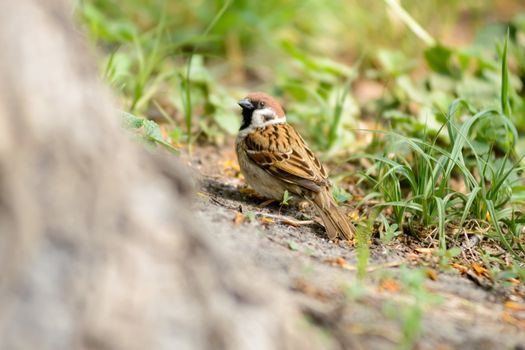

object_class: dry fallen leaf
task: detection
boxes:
[502,311,525,329]
[259,216,274,225]
[471,263,489,277]
[451,263,468,274]
[378,278,401,293]
[233,211,244,225]
[504,302,525,312]
[223,159,241,177]
[508,278,520,285]
[335,257,347,267]
[326,257,356,271]
[426,269,438,281]
[223,159,240,170]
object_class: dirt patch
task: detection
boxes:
[182,144,525,349]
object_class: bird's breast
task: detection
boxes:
[235,136,287,200]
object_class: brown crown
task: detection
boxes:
[244,92,286,118]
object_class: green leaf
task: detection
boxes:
[288,241,300,251]
[281,190,290,205]
[332,184,351,203]
[424,44,454,76]
[143,119,164,141]
[245,211,256,222]
[122,112,144,129]
[434,196,446,250]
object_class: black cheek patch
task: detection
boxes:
[240,108,253,130]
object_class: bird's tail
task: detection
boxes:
[312,189,355,241]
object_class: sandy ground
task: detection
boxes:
[183,145,525,350]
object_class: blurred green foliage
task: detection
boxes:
[77,0,525,151]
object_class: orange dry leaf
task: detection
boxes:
[508,278,520,285]
[259,216,274,225]
[335,257,347,267]
[471,263,489,277]
[502,312,525,329]
[233,211,244,225]
[223,159,241,177]
[451,263,467,274]
[426,269,438,281]
[327,257,355,270]
[223,159,240,171]
[378,278,401,293]
[504,302,525,312]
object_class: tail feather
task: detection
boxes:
[313,190,355,241]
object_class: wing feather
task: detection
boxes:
[244,124,329,193]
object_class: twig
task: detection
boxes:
[367,260,404,272]
[332,260,404,272]
[383,0,436,46]
[252,211,316,227]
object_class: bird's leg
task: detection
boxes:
[239,186,277,207]
[284,196,314,213]
[295,199,312,212]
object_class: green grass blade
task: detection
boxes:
[328,78,353,149]
[501,29,511,117]
[460,188,481,227]
[374,201,423,212]
[382,0,436,46]
[486,200,523,262]
[434,196,446,251]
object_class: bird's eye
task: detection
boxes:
[259,101,265,108]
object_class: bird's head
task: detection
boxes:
[237,92,286,132]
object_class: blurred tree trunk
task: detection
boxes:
[0,1,319,349]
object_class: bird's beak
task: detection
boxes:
[238,99,254,110]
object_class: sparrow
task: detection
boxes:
[235,92,355,241]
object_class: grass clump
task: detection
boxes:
[356,34,525,268]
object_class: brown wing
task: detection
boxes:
[243,124,329,193]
